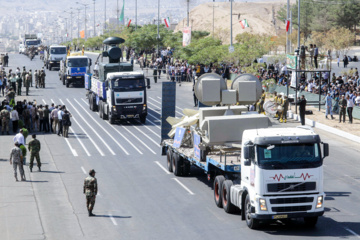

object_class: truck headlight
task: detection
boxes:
[259,198,267,211]
[112,106,116,111]
[143,104,147,111]
[316,196,323,208]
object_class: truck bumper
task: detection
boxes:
[251,211,324,220]
[49,61,60,67]
[67,76,85,85]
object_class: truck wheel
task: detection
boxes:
[182,161,190,176]
[140,115,146,124]
[62,76,65,85]
[99,101,103,119]
[89,96,93,110]
[91,94,97,112]
[172,152,183,176]
[245,194,259,229]
[66,80,69,88]
[214,175,225,208]
[304,217,318,228]
[222,180,236,213]
[167,149,173,172]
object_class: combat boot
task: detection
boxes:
[30,167,32,172]
[38,167,41,172]
[279,119,283,123]
[89,210,95,217]
[14,174,18,182]
[284,119,287,123]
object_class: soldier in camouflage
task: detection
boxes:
[0,106,10,135]
[10,141,25,181]
[40,69,46,88]
[83,169,98,217]
[34,70,39,88]
[25,72,31,96]
[28,134,41,172]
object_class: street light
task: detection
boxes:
[75,8,81,39]
[76,2,89,40]
[187,0,190,27]
[64,9,74,40]
[157,0,160,55]
[93,0,96,37]
[104,0,107,31]
[135,0,137,30]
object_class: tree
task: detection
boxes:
[323,27,354,57]
[330,0,360,31]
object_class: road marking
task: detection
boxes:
[157,96,162,100]
[81,98,89,105]
[64,138,78,156]
[42,99,46,104]
[344,174,360,183]
[73,99,129,155]
[155,161,171,174]
[70,127,91,156]
[127,122,160,146]
[118,124,156,154]
[344,227,360,238]
[66,100,115,155]
[149,97,184,111]
[172,178,195,195]
[146,118,161,130]
[51,99,55,103]
[141,124,161,138]
[148,100,184,116]
[109,214,118,226]
[81,166,86,174]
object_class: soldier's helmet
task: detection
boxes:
[89,169,96,175]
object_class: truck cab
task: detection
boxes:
[19,44,25,54]
[229,127,329,228]
[45,45,67,71]
[59,55,91,88]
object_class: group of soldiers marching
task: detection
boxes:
[4,66,46,97]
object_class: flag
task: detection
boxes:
[80,30,85,39]
[119,0,125,22]
[164,17,170,28]
[239,19,249,29]
[286,20,290,32]
[127,19,132,27]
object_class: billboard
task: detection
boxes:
[182,27,191,47]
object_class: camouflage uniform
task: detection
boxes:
[280,97,289,123]
[6,90,15,103]
[21,69,28,87]
[10,146,24,181]
[83,171,98,216]
[0,108,10,134]
[25,73,31,96]
[40,70,46,88]
[34,70,39,88]
[28,138,41,171]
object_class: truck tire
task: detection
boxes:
[99,101,103,119]
[304,217,318,228]
[66,80,69,88]
[89,96,93,111]
[222,180,236,213]
[172,152,183,176]
[140,115,146,124]
[62,76,65,85]
[214,175,225,208]
[167,149,173,172]
[182,161,190,176]
[91,94,98,112]
[103,104,109,120]
[245,194,259,229]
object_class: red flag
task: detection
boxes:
[164,18,170,28]
[286,20,290,32]
[127,19,132,28]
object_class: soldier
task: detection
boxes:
[34,70,39,88]
[1,105,10,134]
[258,89,266,114]
[16,73,22,96]
[83,169,98,217]
[280,95,289,123]
[10,141,25,182]
[40,69,46,88]
[28,134,41,172]
[21,66,28,87]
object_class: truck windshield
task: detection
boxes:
[67,58,88,67]
[51,48,66,54]
[26,40,39,45]
[112,79,145,90]
[257,143,322,169]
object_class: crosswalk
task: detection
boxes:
[40,96,173,157]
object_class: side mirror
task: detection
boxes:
[244,159,251,166]
[323,143,329,158]
[146,78,151,89]
[89,59,92,66]
[243,145,254,159]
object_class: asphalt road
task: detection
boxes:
[0,53,360,240]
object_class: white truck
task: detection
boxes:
[59,55,92,88]
[19,44,25,54]
[45,45,67,71]
[161,73,329,229]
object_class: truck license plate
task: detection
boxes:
[127,115,134,118]
[272,215,288,219]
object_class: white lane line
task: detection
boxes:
[142,124,161,138]
[157,96,161,100]
[81,98,89,105]
[147,111,161,120]
[148,101,184,116]
[118,124,156,154]
[64,138,78,156]
[81,166,87,174]
[127,122,160,146]
[149,97,184,111]
[155,161,171,174]
[66,100,115,155]
[109,214,118,226]
[145,116,161,129]
[42,99,46,104]
[73,99,129,155]
[344,227,360,238]
[344,175,360,183]
[70,127,91,156]
[172,178,195,195]
[51,99,55,103]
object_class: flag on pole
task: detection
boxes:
[285,20,290,32]
[164,17,170,28]
[127,19,132,27]
[119,0,125,22]
[239,19,249,29]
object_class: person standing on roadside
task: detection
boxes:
[298,95,307,125]
[339,95,347,123]
[314,44,319,69]
[346,95,354,124]
[28,134,41,172]
[13,129,25,145]
[51,105,59,133]
[34,70,39,88]
[16,73,22,96]
[49,103,55,133]
[84,169,98,217]
[62,110,72,138]
[11,106,19,133]
[43,105,50,133]
[324,92,334,119]
[10,141,25,181]
[57,106,64,136]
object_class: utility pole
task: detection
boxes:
[76,8,81,39]
[77,2,89,40]
[213,0,215,37]
[135,0,137,30]
[104,0,107,31]
[297,0,300,50]
[117,0,119,29]
[230,0,233,48]
[286,0,290,54]
[93,0,96,36]
[64,9,74,40]
[187,0,190,27]
[65,17,68,42]
[157,0,160,55]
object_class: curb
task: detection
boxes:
[288,112,360,143]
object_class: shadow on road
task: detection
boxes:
[325,191,351,200]
[94,215,132,219]
[39,170,65,174]
[25,180,49,183]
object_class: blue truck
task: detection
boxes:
[59,55,92,88]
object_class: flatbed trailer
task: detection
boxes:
[162,139,241,179]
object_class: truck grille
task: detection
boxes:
[267,182,316,192]
[272,205,312,212]
[270,197,314,204]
